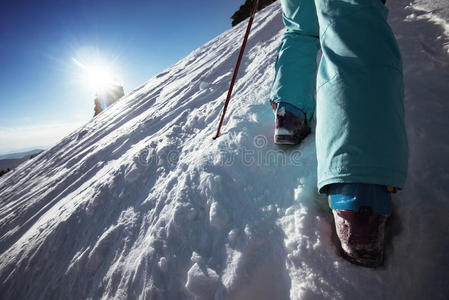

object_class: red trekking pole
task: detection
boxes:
[213,0,259,140]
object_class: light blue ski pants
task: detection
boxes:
[270,0,408,193]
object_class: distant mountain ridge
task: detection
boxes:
[0,149,43,177]
[0,149,44,160]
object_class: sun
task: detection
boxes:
[85,64,116,92]
[72,57,121,94]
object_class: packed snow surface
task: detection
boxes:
[1,1,448,299]
[407,0,449,52]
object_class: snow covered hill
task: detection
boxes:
[1,1,448,299]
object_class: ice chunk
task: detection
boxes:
[209,202,227,230]
[185,263,219,300]
[158,257,167,272]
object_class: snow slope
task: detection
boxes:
[409,0,449,49]
[1,1,448,299]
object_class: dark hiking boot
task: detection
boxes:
[272,102,311,145]
[332,206,388,268]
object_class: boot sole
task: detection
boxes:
[274,135,300,145]
[274,128,311,145]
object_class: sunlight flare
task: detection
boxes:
[72,57,121,94]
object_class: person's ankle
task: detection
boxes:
[328,183,392,216]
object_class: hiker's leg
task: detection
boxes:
[270,0,320,120]
[314,0,408,193]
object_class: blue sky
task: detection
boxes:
[0,0,245,154]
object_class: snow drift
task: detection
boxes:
[1,1,448,299]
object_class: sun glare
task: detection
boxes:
[72,56,121,94]
[85,65,115,91]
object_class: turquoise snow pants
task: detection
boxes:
[270,0,408,192]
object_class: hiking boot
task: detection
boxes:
[328,183,392,267]
[332,207,388,268]
[272,102,311,145]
